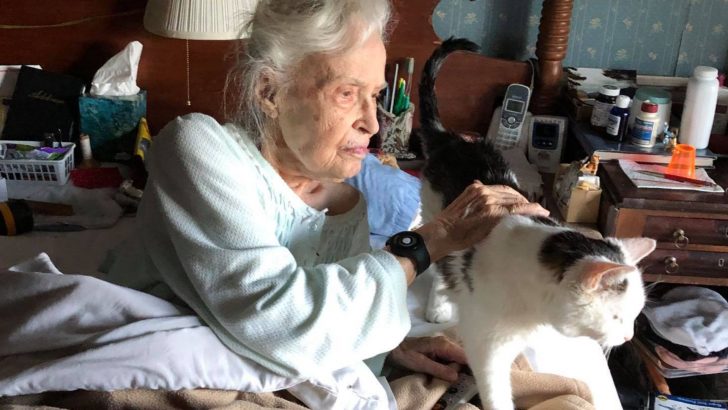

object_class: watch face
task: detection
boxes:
[396,234,416,247]
[387,231,430,276]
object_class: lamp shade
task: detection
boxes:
[144,0,256,40]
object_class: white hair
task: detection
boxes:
[225,0,392,145]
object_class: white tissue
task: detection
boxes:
[90,41,143,96]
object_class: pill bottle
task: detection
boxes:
[606,95,631,142]
[631,101,660,147]
[628,87,671,136]
[590,85,620,129]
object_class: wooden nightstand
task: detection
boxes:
[597,160,728,286]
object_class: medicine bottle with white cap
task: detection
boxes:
[631,101,659,147]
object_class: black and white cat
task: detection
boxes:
[417,38,656,410]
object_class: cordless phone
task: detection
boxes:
[487,83,532,151]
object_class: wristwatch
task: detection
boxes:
[386,231,431,275]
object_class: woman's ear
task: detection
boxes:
[256,72,279,119]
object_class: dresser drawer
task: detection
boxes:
[642,216,728,247]
[642,248,728,279]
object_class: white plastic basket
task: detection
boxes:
[0,140,75,185]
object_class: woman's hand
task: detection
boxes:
[387,336,468,382]
[417,181,549,261]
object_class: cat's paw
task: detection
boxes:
[425,302,454,323]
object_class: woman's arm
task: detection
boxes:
[396,182,549,285]
[142,114,410,380]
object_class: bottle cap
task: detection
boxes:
[615,95,630,109]
[693,66,718,80]
[599,85,620,97]
[641,101,658,113]
[634,86,671,105]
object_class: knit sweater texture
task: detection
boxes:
[105,113,411,380]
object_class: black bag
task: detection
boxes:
[1,65,84,145]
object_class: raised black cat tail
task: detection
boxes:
[419,37,480,146]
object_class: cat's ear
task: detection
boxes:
[579,261,635,292]
[619,238,657,263]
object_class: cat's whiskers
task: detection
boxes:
[643,281,663,310]
[603,345,614,361]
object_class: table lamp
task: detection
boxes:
[143,0,256,105]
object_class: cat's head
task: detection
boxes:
[543,234,656,347]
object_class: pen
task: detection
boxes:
[394,78,407,115]
[635,170,717,187]
[382,82,390,109]
[404,57,414,98]
[389,63,399,113]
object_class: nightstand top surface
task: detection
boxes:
[599,160,728,213]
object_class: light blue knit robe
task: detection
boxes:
[105,114,411,381]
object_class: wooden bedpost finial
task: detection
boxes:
[531,0,574,115]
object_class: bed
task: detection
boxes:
[0,1,623,409]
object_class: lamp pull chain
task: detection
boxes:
[186,39,191,106]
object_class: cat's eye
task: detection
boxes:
[614,279,628,293]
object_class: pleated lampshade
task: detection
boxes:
[143,0,257,105]
[143,0,256,40]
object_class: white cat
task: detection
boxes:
[425,207,655,409]
[416,38,657,409]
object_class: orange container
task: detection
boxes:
[667,144,696,178]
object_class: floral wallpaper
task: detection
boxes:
[432,0,728,77]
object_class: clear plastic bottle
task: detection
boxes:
[78,134,100,169]
[679,66,719,149]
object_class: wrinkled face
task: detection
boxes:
[563,270,646,347]
[274,33,387,181]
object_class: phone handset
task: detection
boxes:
[486,83,532,151]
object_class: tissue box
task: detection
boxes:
[553,164,601,224]
[79,90,146,161]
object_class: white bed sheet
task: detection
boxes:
[0,213,622,409]
[0,253,393,410]
[0,217,135,274]
[0,179,135,274]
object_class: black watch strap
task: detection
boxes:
[386,231,431,275]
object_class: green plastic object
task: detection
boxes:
[635,87,671,105]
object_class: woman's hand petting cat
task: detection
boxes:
[387,336,467,382]
[417,181,549,261]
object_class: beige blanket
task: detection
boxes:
[0,355,593,410]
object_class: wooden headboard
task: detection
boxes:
[387,0,573,135]
[0,0,572,134]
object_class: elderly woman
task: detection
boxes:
[101,0,546,406]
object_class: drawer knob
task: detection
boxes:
[664,256,679,274]
[672,229,689,248]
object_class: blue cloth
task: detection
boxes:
[346,154,421,248]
